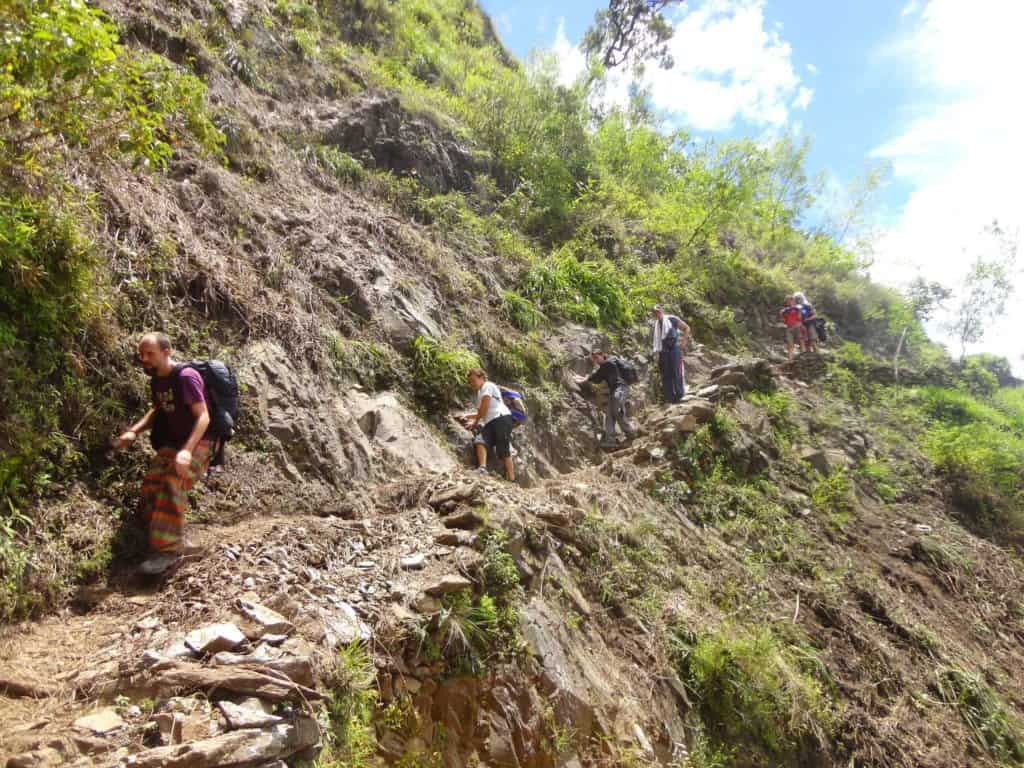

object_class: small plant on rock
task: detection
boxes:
[409,335,481,409]
[318,642,378,768]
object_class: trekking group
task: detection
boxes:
[779,291,826,363]
[114,306,692,572]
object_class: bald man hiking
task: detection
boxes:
[651,306,690,404]
[114,333,214,575]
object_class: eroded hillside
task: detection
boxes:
[2,1,1024,767]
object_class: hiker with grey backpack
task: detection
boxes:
[575,349,638,449]
[113,332,239,575]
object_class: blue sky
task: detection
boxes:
[478,0,1024,369]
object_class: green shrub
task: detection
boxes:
[500,290,546,331]
[811,469,854,528]
[934,666,1024,764]
[409,335,480,409]
[306,144,366,184]
[1,0,223,174]
[897,387,1024,535]
[0,196,104,507]
[675,625,836,767]
[747,390,799,448]
[319,642,378,767]
[856,459,900,503]
[824,363,871,407]
[475,328,550,385]
[519,247,632,328]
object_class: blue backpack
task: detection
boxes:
[499,386,527,425]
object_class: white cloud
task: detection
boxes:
[871,0,1024,368]
[792,86,814,110]
[549,0,809,132]
[806,63,818,75]
[901,0,922,17]
[551,19,587,87]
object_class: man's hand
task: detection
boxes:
[175,449,193,477]
[113,430,137,451]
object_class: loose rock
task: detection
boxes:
[73,708,125,736]
[237,599,295,635]
[424,574,473,597]
[184,623,247,655]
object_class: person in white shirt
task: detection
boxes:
[460,368,516,481]
[651,306,690,403]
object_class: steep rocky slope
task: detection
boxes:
[3,1,1024,767]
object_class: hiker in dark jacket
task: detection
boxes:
[575,350,636,448]
[651,306,689,403]
[113,333,213,574]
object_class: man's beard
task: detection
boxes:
[142,365,158,376]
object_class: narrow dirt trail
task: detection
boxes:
[0,362,728,762]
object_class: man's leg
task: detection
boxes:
[146,443,211,554]
[502,456,515,481]
[659,350,673,402]
[615,386,634,439]
[806,324,817,352]
[669,345,684,402]
[602,394,618,445]
[474,442,488,469]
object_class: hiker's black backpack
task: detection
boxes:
[150,360,239,466]
[614,357,640,385]
[814,317,828,343]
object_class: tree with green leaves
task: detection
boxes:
[905,277,952,323]
[946,222,1017,361]
[581,0,684,72]
[0,0,221,177]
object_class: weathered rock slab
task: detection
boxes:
[118,719,318,768]
[425,574,473,597]
[184,623,246,655]
[237,600,295,636]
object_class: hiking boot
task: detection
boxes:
[475,466,489,474]
[138,553,182,576]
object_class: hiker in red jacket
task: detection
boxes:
[113,333,213,574]
[779,295,804,362]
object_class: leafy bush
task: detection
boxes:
[500,290,546,331]
[856,459,900,503]
[1,0,223,174]
[748,390,799,448]
[319,642,378,767]
[0,196,104,508]
[409,335,480,409]
[675,625,837,767]
[519,247,632,328]
[306,144,366,184]
[811,469,855,527]
[895,387,1024,536]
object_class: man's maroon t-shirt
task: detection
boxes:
[151,367,208,449]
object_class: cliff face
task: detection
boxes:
[2,1,1024,767]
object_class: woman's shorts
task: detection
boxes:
[474,414,515,459]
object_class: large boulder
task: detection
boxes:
[346,390,456,474]
[324,92,488,194]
